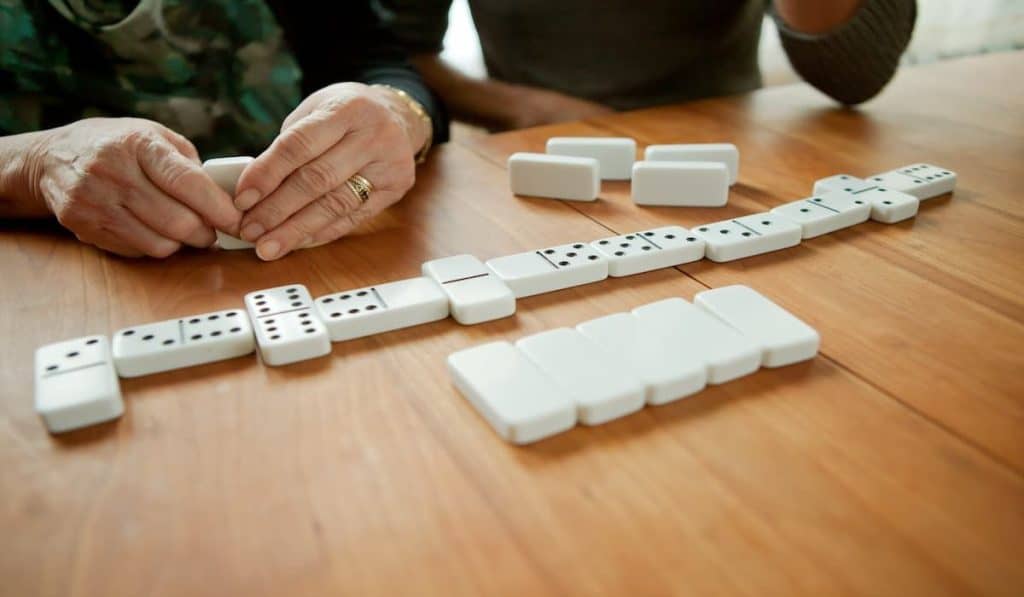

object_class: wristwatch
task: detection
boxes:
[373,84,434,164]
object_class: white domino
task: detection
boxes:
[112,308,255,377]
[546,137,636,180]
[631,161,729,206]
[577,312,707,405]
[591,225,705,277]
[422,254,516,324]
[314,277,449,342]
[448,341,576,444]
[812,173,876,196]
[508,152,600,201]
[866,163,956,200]
[856,186,920,223]
[34,335,124,433]
[694,285,820,367]
[516,328,645,425]
[203,156,254,250]
[771,190,871,238]
[632,298,761,384]
[485,242,608,298]
[643,143,739,184]
[244,284,330,366]
[692,212,802,262]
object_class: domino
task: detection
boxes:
[577,312,707,405]
[590,225,706,277]
[203,156,255,250]
[770,190,871,239]
[508,152,600,201]
[812,173,876,196]
[516,328,645,425]
[448,341,576,444]
[643,143,739,184]
[694,285,820,367]
[314,277,449,342]
[546,137,636,180]
[112,308,255,377]
[631,161,729,207]
[485,242,608,298]
[244,284,331,366]
[866,163,956,200]
[856,186,920,224]
[422,254,516,324]
[692,212,802,262]
[632,298,761,384]
[34,335,124,433]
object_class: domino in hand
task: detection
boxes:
[516,328,646,425]
[546,137,636,180]
[422,254,516,324]
[112,309,255,377]
[448,341,576,444]
[508,152,600,201]
[35,335,124,433]
[591,225,706,277]
[577,312,707,405]
[694,285,819,367]
[632,298,761,384]
[644,143,739,184]
[244,284,331,366]
[314,277,449,342]
[866,163,956,200]
[631,161,729,207]
[692,212,802,262]
[770,190,871,239]
[203,157,255,250]
[485,242,608,298]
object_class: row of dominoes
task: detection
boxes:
[449,285,819,444]
[509,138,739,206]
[33,162,955,434]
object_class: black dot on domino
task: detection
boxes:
[191,334,202,340]
[615,251,625,256]
[86,339,98,345]
[123,330,135,336]
[558,261,569,266]
[800,208,810,213]
[588,255,598,260]
[143,334,154,341]
[67,351,79,358]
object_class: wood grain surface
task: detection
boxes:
[3,52,1023,597]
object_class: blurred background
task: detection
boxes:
[440,0,1024,137]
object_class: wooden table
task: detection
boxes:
[3,52,1023,597]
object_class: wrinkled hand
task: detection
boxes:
[30,117,240,257]
[506,86,615,130]
[234,82,427,261]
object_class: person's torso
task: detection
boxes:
[467,0,766,108]
[1,0,302,155]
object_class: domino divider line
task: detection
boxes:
[448,285,820,445]
[32,162,954,433]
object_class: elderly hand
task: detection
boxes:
[233,82,430,261]
[28,117,241,257]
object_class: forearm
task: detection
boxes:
[774,0,862,34]
[772,0,917,105]
[0,129,52,218]
[411,54,527,130]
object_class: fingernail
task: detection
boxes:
[234,188,262,211]
[256,240,282,261]
[240,223,265,242]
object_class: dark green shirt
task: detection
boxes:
[381,0,917,108]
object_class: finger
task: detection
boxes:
[137,137,241,232]
[256,165,398,260]
[120,171,216,248]
[107,205,182,258]
[75,229,145,258]
[154,125,201,163]
[238,130,373,241]
[234,95,373,210]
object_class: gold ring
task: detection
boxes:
[345,174,374,204]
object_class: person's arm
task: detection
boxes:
[772,0,917,105]
[0,130,50,218]
[411,55,613,131]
